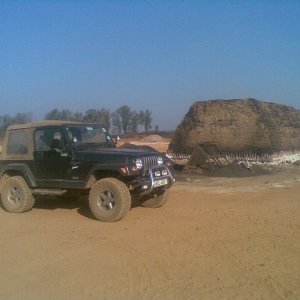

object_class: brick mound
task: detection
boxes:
[170,99,300,153]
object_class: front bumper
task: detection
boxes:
[130,165,175,196]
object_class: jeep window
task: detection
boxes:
[7,130,28,154]
[66,125,114,149]
[34,128,67,153]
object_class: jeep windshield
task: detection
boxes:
[66,125,115,150]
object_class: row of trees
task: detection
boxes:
[45,108,111,129]
[45,105,153,134]
[112,106,152,134]
[0,106,154,137]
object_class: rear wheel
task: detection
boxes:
[140,189,169,208]
[89,178,131,222]
[0,176,35,213]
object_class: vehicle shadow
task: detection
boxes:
[34,195,96,220]
[77,196,141,220]
[34,195,80,210]
[34,195,140,220]
[77,200,97,220]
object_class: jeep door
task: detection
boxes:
[33,127,71,188]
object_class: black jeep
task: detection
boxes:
[0,121,175,221]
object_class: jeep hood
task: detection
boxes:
[77,147,158,156]
[75,147,159,164]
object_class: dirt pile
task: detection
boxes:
[119,142,159,153]
[170,99,300,153]
[142,135,164,142]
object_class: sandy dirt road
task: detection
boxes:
[1,169,300,300]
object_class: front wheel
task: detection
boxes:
[0,176,35,213]
[88,178,131,222]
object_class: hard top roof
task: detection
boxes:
[7,120,101,130]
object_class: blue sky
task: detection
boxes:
[0,0,299,130]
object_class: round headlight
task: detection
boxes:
[135,158,143,169]
[157,157,163,165]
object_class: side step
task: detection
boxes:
[33,189,67,196]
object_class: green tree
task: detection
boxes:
[45,109,60,120]
[129,111,140,134]
[84,109,99,123]
[0,115,13,137]
[60,109,73,121]
[116,105,132,134]
[112,112,122,134]
[46,109,83,122]
[14,112,32,124]
[0,113,32,137]
[140,109,152,134]
[83,108,111,129]
[99,108,111,130]
[73,112,84,121]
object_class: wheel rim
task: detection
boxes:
[97,190,116,211]
[7,186,21,207]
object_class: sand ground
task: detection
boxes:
[1,167,300,299]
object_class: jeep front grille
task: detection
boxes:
[141,156,159,172]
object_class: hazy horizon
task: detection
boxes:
[1,1,299,130]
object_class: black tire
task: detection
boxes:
[88,178,131,222]
[0,176,35,213]
[140,189,169,208]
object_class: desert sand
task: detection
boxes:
[1,166,300,299]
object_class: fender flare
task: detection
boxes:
[0,164,37,188]
[84,164,122,188]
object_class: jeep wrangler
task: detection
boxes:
[0,121,175,221]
